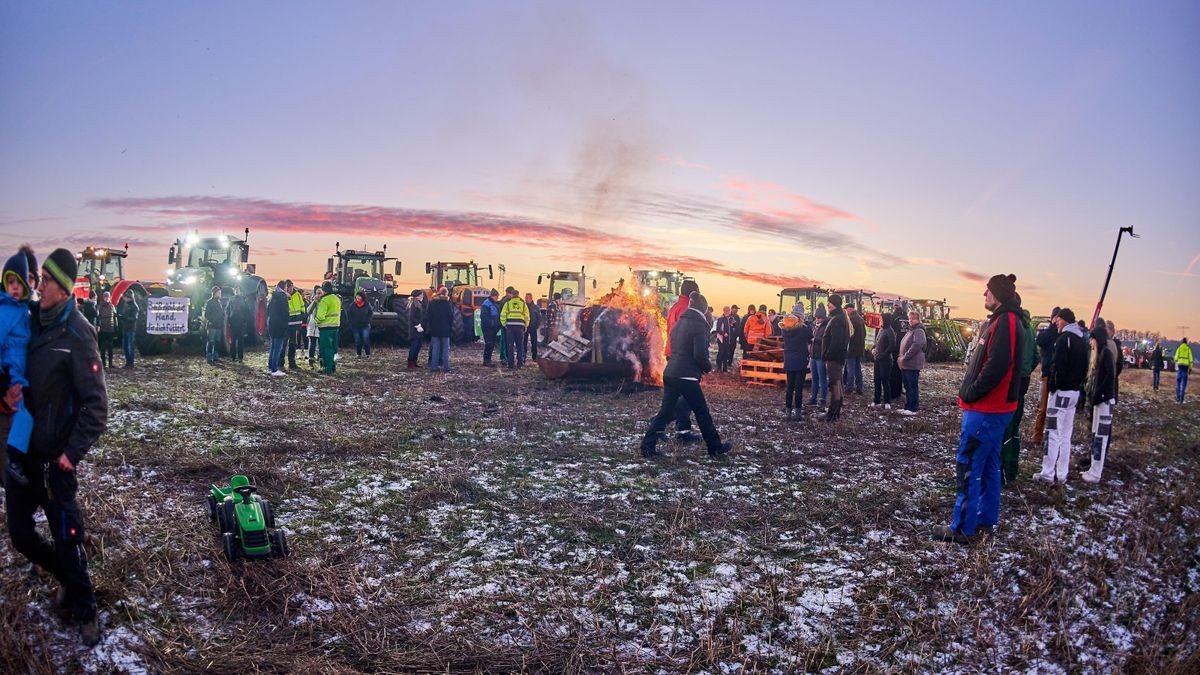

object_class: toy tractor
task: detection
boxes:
[207,475,288,561]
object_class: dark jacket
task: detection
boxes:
[811,320,827,360]
[1151,346,1164,370]
[958,300,1025,413]
[727,313,742,342]
[116,295,139,333]
[782,321,813,372]
[1036,323,1058,375]
[266,288,290,339]
[97,300,117,334]
[348,299,373,329]
[227,295,253,336]
[847,312,866,358]
[873,324,897,364]
[663,308,713,380]
[25,299,107,464]
[526,300,541,330]
[1050,323,1088,392]
[479,298,501,331]
[407,298,425,341]
[80,299,99,327]
[203,295,226,331]
[426,297,455,338]
[1087,324,1116,404]
[821,308,850,363]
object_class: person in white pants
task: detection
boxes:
[1081,318,1119,483]
[1033,309,1087,484]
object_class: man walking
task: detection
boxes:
[266,280,289,376]
[933,273,1025,545]
[1030,307,1061,446]
[7,248,108,645]
[821,294,851,422]
[1033,308,1088,484]
[1150,341,1164,391]
[203,286,225,364]
[500,287,530,369]
[1081,318,1117,483]
[1174,337,1192,403]
[640,292,731,459]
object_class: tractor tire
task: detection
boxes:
[392,297,411,346]
[450,312,467,344]
[207,495,218,524]
[222,532,239,561]
[270,529,289,558]
[260,500,276,529]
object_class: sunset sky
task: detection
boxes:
[2,2,1197,336]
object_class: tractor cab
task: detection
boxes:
[910,299,951,322]
[833,288,884,334]
[537,267,597,309]
[326,243,401,311]
[166,228,268,337]
[631,270,692,315]
[777,286,830,319]
[426,261,494,310]
[74,244,128,300]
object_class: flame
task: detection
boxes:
[588,279,667,385]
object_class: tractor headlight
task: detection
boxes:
[182,276,196,285]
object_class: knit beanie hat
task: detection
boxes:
[986,273,1017,303]
[791,304,806,321]
[43,248,78,294]
[3,245,34,299]
[814,303,827,319]
[828,294,843,309]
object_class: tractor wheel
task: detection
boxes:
[260,500,276,529]
[392,297,411,346]
[207,494,218,524]
[222,532,239,561]
[220,502,235,534]
[450,312,467,343]
[270,529,289,558]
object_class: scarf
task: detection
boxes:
[354,297,365,308]
[40,297,70,327]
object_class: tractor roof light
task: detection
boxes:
[186,233,199,245]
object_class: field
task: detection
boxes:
[1,343,1198,673]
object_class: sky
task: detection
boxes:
[2,1,1197,336]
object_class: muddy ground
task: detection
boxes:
[1,342,1197,673]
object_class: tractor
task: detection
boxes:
[72,244,165,355]
[417,261,495,343]
[777,286,830,319]
[630,270,693,316]
[207,475,288,561]
[908,298,967,362]
[832,288,883,351]
[536,267,598,343]
[323,242,403,343]
[163,229,269,351]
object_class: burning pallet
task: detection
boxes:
[543,333,591,362]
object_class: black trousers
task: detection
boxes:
[98,331,116,367]
[505,325,526,367]
[716,339,735,371]
[873,358,893,404]
[286,326,303,367]
[786,368,807,409]
[642,376,721,453]
[483,327,498,364]
[230,333,245,361]
[525,328,539,360]
[6,460,96,622]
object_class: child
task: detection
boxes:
[2,246,35,486]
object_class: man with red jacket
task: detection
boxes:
[933,274,1025,545]
[662,280,701,443]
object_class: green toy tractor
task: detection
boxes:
[207,475,289,560]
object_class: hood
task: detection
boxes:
[1062,322,1084,338]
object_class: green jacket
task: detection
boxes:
[1176,342,1193,368]
[315,293,342,328]
[500,296,529,326]
[1019,311,1037,378]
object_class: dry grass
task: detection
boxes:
[1,347,1197,673]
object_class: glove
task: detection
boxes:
[415,324,424,333]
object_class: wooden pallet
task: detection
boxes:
[544,334,592,362]
[740,359,787,386]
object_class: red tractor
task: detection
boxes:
[73,245,164,354]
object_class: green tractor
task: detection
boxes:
[324,242,404,343]
[909,298,967,362]
[208,475,288,561]
[777,286,831,319]
[631,270,693,316]
[162,229,269,350]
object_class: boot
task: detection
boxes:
[407,359,417,369]
[930,525,976,546]
[785,408,794,422]
[823,398,842,422]
[79,616,101,647]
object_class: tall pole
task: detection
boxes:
[1091,226,1139,330]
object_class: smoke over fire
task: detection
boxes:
[582,278,667,384]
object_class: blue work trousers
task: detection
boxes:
[808,359,828,404]
[123,331,136,367]
[843,356,863,393]
[268,336,286,372]
[949,410,1014,536]
[1178,366,1190,403]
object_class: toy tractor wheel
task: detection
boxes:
[260,499,276,528]
[222,532,238,561]
[270,529,289,558]
[207,494,218,523]
[219,502,236,534]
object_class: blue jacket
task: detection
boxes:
[0,291,30,387]
[480,298,501,331]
